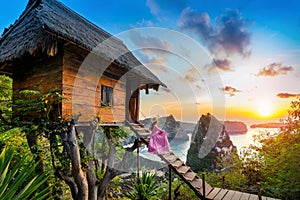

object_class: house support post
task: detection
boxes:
[137,138,140,178]
[257,182,262,200]
[169,165,172,200]
[202,173,206,199]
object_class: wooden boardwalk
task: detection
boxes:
[126,121,280,200]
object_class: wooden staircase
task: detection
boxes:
[126,121,279,200]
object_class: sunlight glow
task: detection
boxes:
[257,100,273,117]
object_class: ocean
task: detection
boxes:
[230,127,280,153]
[139,127,280,163]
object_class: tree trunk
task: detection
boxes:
[25,131,45,174]
[68,120,89,200]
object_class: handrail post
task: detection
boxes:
[202,173,206,199]
[137,138,140,178]
[257,182,262,200]
[169,165,172,200]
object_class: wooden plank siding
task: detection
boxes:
[12,52,63,120]
[62,44,127,123]
[13,53,63,94]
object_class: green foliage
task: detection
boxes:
[0,148,52,200]
[0,75,12,131]
[0,128,31,166]
[206,152,249,192]
[13,89,64,123]
[186,143,217,172]
[124,172,161,200]
[240,98,300,199]
[165,176,198,200]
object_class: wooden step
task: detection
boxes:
[184,172,197,181]
[170,160,183,168]
[162,154,179,163]
[177,166,190,174]
[191,178,202,189]
[134,127,150,132]
[137,132,151,138]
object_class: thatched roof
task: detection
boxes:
[0,0,166,88]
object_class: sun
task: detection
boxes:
[257,100,273,117]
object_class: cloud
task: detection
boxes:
[146,0,187,15]
[212,58,234,72]
[146,0,160,15]
[136,19,155,27]
[178,8,212,40]
[178,8,251,57]
[277,93,300,98]
[184,68,199,83]
[255,62,293,77]
[219,86,241,97]
[129,31,174,52]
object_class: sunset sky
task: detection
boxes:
[1,0,300,124]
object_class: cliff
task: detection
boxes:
[140,115,192,140]
[186,114,237,172]
[223,121,247,134]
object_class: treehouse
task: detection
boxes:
[0,0,166,124]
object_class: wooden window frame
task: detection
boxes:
[101,85,113,107]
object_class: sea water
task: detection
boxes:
[139,128,280,163]
[230,127,280,154]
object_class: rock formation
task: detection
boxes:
[186,113,237,172]
[223,121,248,134]
[141,115,187,140]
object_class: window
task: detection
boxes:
[101,85,113,107]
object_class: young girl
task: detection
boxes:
[148,117,171,154]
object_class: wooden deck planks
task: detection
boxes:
[213,189,228,200]
[222,190,236,199]
[206,187,222,199]
[240,192,251,200]
[231,191,243,200]
[248,194,258,200]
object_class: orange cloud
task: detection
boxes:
[255,62,293,77]
[210,58,233,72]
[184,68,199,83]
[277,93,300,98]
[220,86,241,97]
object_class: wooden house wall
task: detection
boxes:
[11,53,63,120]
[62,44,126,123]
[12,53,63,93]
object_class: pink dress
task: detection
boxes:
[148,125,171,154]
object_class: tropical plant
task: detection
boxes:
[240,98,300,199]
[124,172,161,200]
[0,148,52,200]
[0,75,12,131]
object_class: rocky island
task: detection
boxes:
[186,114,237,172]
[250,122,287,128]
[223,121,248,134]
